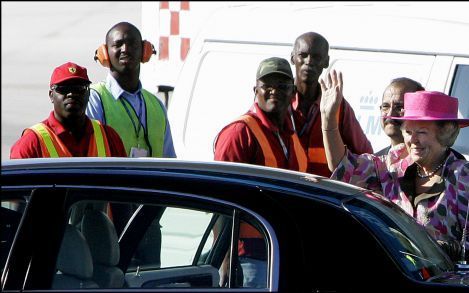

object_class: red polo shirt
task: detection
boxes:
[10,111,127,159]
[291,90,373,176]
[214,103,303,172]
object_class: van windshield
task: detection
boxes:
[344,192,454,281]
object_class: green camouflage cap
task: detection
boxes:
[256,57,293,80]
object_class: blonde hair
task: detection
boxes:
[435,121,460,147]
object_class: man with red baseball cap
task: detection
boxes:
[10,61,127,158]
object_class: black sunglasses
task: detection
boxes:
[257,83,295,93]
[51,84,89,95]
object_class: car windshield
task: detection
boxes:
[344,192,454,281]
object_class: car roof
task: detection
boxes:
[2,157,365,198]
[196,2,469,57]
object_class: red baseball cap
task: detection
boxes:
[50,62,91,86]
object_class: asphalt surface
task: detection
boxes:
[1,2,142,160]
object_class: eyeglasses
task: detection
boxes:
[51,84,89,95]
[257,83,295,93]
[379,103,404,115]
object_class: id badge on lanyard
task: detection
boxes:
[130,146,149,157]
[122,96,149,157]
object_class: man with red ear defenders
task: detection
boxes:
[86,22,176,159]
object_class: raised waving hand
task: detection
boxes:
[319,69,343,129]
[319,69,346,171]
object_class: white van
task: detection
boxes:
[167,2,469,161]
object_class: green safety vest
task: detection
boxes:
[91,82,165,157]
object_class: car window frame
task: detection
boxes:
[344,192,454,281]
[23,184,279,290]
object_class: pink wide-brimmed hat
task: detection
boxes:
[386,91,469,128]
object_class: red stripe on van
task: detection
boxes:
[181,38,190,60]
[170,11,179,35]
[181,1,190,10]
[159,36,169,60]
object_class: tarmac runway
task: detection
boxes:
[1,2,142,160]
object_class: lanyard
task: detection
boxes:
[275,131,289,159]
[120,95,145,140]
[289,104,318,137]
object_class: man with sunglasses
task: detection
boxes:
[375,77,424,156]
[376,77,465,159]
[290,32,372,176]
[10,62,127,158]
[214,57,307,288]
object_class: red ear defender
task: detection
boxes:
[94,41,156,67]
[94,44,110,68]
[142,40,156,63]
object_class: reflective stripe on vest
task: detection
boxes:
[237,115,307,172]
[307,101,343,176]
[91,83,166,157]
[28,120,111,157]
[91,120,105,156]
[30,123,62,157]
[89,120,112,157]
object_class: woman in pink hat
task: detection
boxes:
[320,70,469,262]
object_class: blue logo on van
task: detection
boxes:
[357,91,382,135]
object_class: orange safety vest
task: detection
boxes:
[233,115,307,247]
[237,115,308,172]
[306,101,343,177]
[28,120,111,157]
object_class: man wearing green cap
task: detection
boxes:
[214,57,307,288]
[214,57,307,171]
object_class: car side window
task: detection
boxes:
[53,189,271,290]
[125,206,269,289]
[345,194,454,280]
[136,206,214,269]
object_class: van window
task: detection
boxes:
[328,50,434,152]
[185,48,435,158]
[185,51,282,160]
[450,64,469,155]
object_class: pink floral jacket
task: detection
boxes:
[332,144,469,251]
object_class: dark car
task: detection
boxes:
[1,158,469,292]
